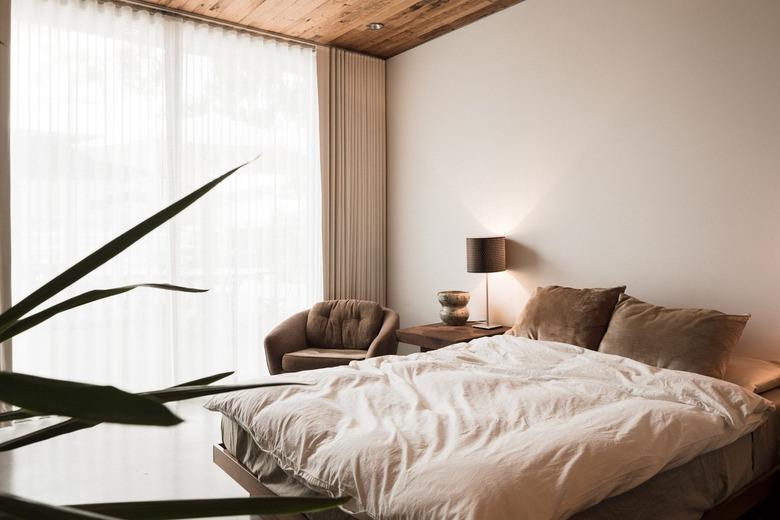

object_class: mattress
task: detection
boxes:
[220,387,780,520]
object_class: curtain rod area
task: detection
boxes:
[109,0,318,49]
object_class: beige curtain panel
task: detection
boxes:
[318,47,387,306]
[1,0,13,414]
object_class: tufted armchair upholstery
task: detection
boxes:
[264,299,400,375]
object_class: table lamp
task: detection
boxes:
[466,236,506,329]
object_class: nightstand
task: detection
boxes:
[395,322,510,352]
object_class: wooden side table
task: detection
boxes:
[396,322,510,352]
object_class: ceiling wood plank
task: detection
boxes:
[136,0,525,57]
[331,0,490,53]
[276,1,357,39]
[242,0,327,32]
[392,0,522,54]
[291,0,417,41]
[371,0,521,57]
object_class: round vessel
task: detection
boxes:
[437,290,470,326]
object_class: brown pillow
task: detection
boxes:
[507,285,626,350]
[599,294,750,379]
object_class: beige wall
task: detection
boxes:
[387,0,780,358]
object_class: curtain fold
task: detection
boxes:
[319,47,386,305]
[9,0,322,388]
[0,0,12,415]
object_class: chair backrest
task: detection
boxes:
[306,299,384,350]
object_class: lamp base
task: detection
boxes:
[472,322,503,330]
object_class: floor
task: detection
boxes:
[0,400,251,519]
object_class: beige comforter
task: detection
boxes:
[205,336,773,519]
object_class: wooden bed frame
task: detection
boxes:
[213,443,312,520]
[213,443,779,519]
[701,465,779,520]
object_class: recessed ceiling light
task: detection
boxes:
[366,22,385,31]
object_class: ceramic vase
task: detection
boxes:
[437,290,470,326]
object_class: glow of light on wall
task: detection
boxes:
[452,165,564,237]
[467,269,533,326]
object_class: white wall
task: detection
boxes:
[387,0,780,358]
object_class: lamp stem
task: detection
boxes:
[485,272,490,327]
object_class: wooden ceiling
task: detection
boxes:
[140,1,524,58]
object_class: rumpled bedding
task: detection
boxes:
[206,336,773,519]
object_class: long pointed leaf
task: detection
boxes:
[172,371,234,387]
[0,493,119,520]
[0,379,300,443]
[0,371,243,423]
[0,284,206,343]
[0,372,181,426]
[143,381,305,403]
[0,158,255,330]
[0,408,35,422]
[0,372,239,449]
[0,418,95,452]
[70,496,350,519]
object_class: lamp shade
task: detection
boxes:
[466,237,506,273]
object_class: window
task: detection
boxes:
[10,0,322,388]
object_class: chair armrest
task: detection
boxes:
[264,310,309,375]
[366,308,400,358]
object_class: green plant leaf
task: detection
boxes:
[0,377,303,450]
[0,418,94,452]
[0,371,236,423]
[70,496,350,519]
[171,371,234,387]
[0,284,206,344]
[0,158,255,331]
[0,372,278,425]
[0,408,34,422]
[0,493,120,519]
[0,372,181,426]
[143,381,304,403]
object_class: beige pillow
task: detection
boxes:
[507,285,626,350]
[724,355,780,393]
[599,294,750,379]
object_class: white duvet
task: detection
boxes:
[205,336,773,519]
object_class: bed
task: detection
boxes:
[205,335,779,519]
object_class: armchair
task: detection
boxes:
[264,299,400,375]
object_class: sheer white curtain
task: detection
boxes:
[10,0,322,389]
